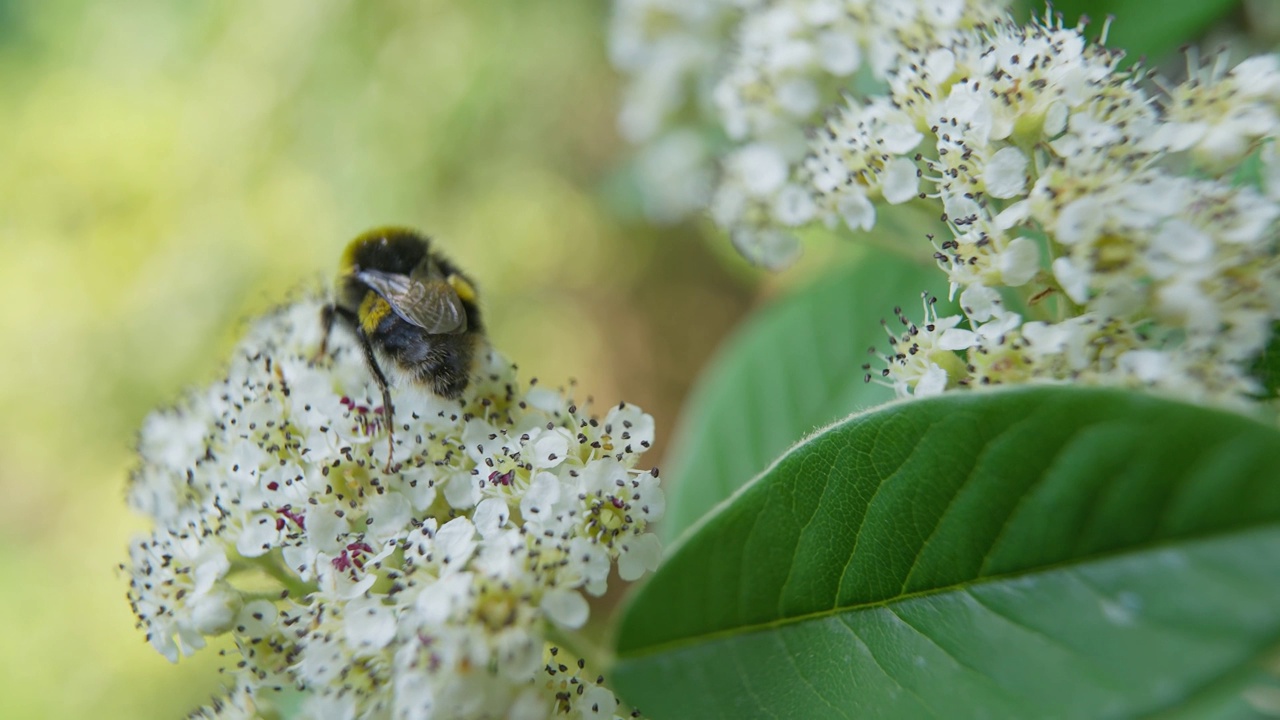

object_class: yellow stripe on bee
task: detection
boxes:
[448,274,477,304]
[359,292,393,335]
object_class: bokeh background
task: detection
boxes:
[0,2,765,717]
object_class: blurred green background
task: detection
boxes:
[0,1,758,717]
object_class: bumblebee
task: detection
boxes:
[318,227,483,469]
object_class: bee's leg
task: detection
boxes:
[355,330,397,473]
[313,303,339,364]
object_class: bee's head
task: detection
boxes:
[340,227,430,276]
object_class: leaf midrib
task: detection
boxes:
[617,520,1280,659]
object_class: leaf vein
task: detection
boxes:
[834,613,939,717]
[777,625,850,719]
[883,604,1028,705]
[975,416,1093,577]
[834,419,928,607]
[895,405,1044,594]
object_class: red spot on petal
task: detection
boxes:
[276,506,306,530]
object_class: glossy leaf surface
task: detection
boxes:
[661,253,946,539]
[616,387,1280,719]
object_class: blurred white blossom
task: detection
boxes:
[616,0,1280,411]
[125,299,658,719]
[609,0,1008,251]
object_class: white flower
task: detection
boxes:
[998,236,1040,286]
[1021,319,1090,371]
[882,157,921,204]
[817,30,861,75]
[435,517,479,571]
[563,536,613,596]
[985,147,1029,199]
[124,298,659,718]
[613,0,1006,260]
[472,497,510,538]
[126,529,233,662]
[809,96,924,227]
[773,184,818,226]
[1162,54,1280,172]
[618,532,664,582]
[871,296,970,397]
[344,597,397,653]
[633,129,715,223]
[1118,349,1174,384]
[913,364,950,396]
[732,144,789,198]
[1054,196,1106,246]
[938,327,977,351]
[731,227,802,270]
[415,571,475,625]
[1152,219,1212,266]
[580,685,621,720]
[1052,256,1091,305]
[541,588,591,629]
[837,190,876,232]
[366,491,414,543]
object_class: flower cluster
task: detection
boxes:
[609,0,1007,255]
[124,299,660,719]
[835,18,1280,408]
[615,0,1280,411]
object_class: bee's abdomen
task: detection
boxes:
[376,320,476,400]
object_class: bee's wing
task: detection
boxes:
[355,268,467,334]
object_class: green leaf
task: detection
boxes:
[660,252,947,540]
[1032,0,1238,62]
[1254,323,1280,400]
[615,387,1280,719]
